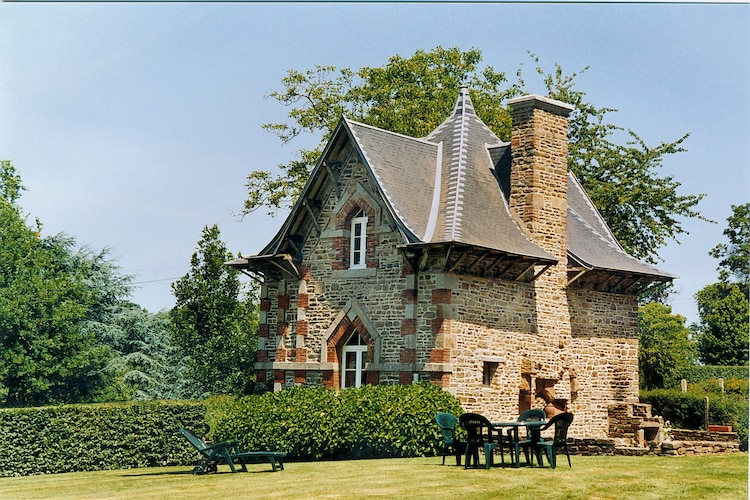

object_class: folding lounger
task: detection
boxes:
[179,428,286,473]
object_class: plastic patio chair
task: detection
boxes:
[512,408,546,466]
[533,412,574,468]
[459,413,506,469]
[435,412,465,466]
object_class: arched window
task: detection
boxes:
[341,331,368,388]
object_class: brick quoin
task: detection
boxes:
[256,371,266,383]
[430,372,451,388]
[297,293,309,308]
[400,349,416,363]
[300,267,311,280]
[277,295,290,310]
[274,370,285,385]
[295,348,308,362]
[432,289,452,304]
[257,350,268,362]
[275,348,287,362]
[296,320,309,336]
[399,372,413,385]
[260,298,271,312]
[400,319,416,335]
[322,371,335,389]
[258,324,269,337]
[430,348,450,363]
[401,289,416,304]
[277,322,289,336]
[366,371,379,385]
[432,318,451,335]
[294,370,306,385]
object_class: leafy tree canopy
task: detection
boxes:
[170,224,259,397]
[243,46,706,264]
[695,282,749,366]
[96,304,179,401]
[638,302,697,390]
[694,204,750,366]
[709,203,749,291]
[1,160,134,406]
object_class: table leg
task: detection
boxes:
[513,427,520,468]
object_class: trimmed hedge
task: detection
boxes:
[681,365,749,383]
[0,383,464,476]
[641,389,748,446]
[206,383,464,461]
[0,401,206,477]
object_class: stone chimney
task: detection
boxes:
[506,95,573,261]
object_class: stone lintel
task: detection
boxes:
[423,362,454,373]
[255,362,337,371]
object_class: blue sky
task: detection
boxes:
[1,3,748,325]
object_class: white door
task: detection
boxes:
[341,332,367,388]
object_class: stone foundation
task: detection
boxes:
[567,431,741,456]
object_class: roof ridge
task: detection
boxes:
[443,88,473,240]
[344,117,439,146]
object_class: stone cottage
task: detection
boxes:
[228,87,674,438]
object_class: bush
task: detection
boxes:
[641,389,748,447]
[207,383,464,461]
[0,401,206,477]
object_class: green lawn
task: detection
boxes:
[1,454,746,500]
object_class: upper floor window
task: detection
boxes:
[350,215,368,269]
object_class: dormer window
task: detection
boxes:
[350,214,367,269]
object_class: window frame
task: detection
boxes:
[349,215,368,270]
[341,332,368,388]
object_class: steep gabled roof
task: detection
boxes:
[343,119,438,243]
[230,86,673,286]
[566,173,676,279]
[347,89,554,262]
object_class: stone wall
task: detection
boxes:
[256,148,415,389]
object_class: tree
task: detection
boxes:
[695,283,749,366]
[244,47,520,216]
[0,160,116,406]
[694,203,750,366]
[96,304,180,401]
[170,225,258,397]
[709,203,749,291]
[242,47,706,264]
[638,302,697,390]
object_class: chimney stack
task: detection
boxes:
[507,95,573,261]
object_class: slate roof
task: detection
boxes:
[231,86,673,283]
[346,88,552,262]
[566,174,676,278]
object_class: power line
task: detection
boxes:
[131,277,181,285]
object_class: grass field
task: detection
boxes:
[0,453,746,500]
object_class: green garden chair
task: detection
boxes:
[435,412,465,465]
[512,408,546,466]
[532,412,574,469]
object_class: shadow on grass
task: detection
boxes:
[122,468,282,477]
[121,469,194,477]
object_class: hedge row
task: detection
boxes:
[641,389,748,446]
[681,365,749,382]
[0,401,206,477]
[0,384,463,476]
[206,383,464,461]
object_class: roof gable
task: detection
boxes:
[233,86,673,286]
